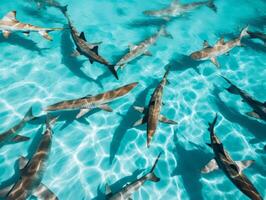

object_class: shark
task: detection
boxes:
[115,26,172,72]
[201,114,262,200]
[0,107,35,148]
[247,30,266,45]
[190,26,249,68]
[105,153,162,200]
[143,0,217,20]
[45,82,138,119]
[30,0,68,13]
[222,76,266,122]
[0,11,63,40]
[63,8,118,79]
[0,117,58,200]
[133,68,177,147]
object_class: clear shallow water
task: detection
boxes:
[0,0,265,199]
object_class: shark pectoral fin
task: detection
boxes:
[76,109,91,119]
[39,31,52,41]
[133,106,146,113]
[201,159,219,173]
[79,32,87,41]
[0,184,14,198]
[105,184,112,195]
[246,111,260,119]
[235,160,255,172]
[2,11,17,22]
[3,30,11,38]
[144,50,152,56]
[23,31,30,37]
[98,104,113,112]
[206,143,212,148]
[91,41,102,47]
[210,57,220,68]
[159,115,177,125]
[92,46,99,55]
[71,50,80,57]
[203,40,210,48]
[128,198,133,200]
[18,156,29,170]
[89,58,94,64]
[133,117,147,127]
[12,135,30,143]
[32,183,58,200]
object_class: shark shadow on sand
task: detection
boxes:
[212,86,266,144]
[60,27,104,89]
[171,133,212,200]
[29,109,101,131]
[21,5,64,24]
[165,53,203,74]
[91,169,145,200]
[0,34,48,55]
[109,79,158,165]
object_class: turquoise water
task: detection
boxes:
[0,0,265,199]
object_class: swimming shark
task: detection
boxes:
[0,107,35,148]
[105,153,162,200]
[0,11,63,40]
[31,0,68,13]
[247,30,266,45]
[63,8,118,79]
[115,26,172,72]
[201,114,262,200]
[190,26,249,68]
[45,82,138,119]
[0,117,58,200]
[133,68,177,147]
[143,0,217,20]
[221,76,266,122]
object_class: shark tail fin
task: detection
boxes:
[207,0,217,12]
[60,5,68,14]
[239,26,249,42]
[24,106,35,122]
[208,114,218,134]
[146,152,162,182]
[159,26,173,39]
[107,65,119,80]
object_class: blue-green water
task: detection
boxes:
[0,0,265,199]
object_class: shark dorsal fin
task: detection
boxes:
[2,11,17,22]
[92,46,99,55]
[203,40,211,48]
[216,37,225,45]
[79,32,87,41]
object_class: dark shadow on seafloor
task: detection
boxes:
[0,34,48,55]
[29,108,102,131]
[21,5,65,24]
[212,86,266,143]
[109,79,159,165]
[165,53,203,74]
[91,168,145,200]
[171,133,212,200]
